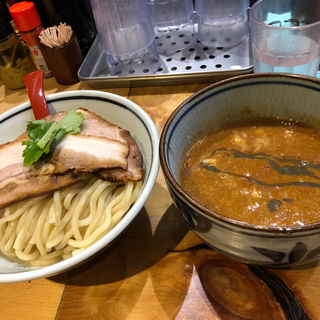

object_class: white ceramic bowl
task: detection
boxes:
[160,73,320,267]
[0,90,159,283]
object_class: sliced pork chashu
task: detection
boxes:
[96,132,143,182]
[0,108,143,209]
[47,108,143,182]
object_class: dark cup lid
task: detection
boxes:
[0,1,14,40]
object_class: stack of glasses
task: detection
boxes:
[89,0,251,76]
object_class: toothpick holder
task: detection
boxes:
[39,33,83,85]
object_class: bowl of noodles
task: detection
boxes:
[0,90,159,283]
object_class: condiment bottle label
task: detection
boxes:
[29,45,50,73]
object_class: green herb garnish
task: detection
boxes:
[22,110,84,166]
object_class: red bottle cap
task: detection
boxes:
[9,1,41,32]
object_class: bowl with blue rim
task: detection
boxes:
[160,73,320,267]
[0,90,159,283]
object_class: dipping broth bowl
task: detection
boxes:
[0,90,159,283]
[160,73,320,267]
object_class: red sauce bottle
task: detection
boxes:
[9,1,52,77]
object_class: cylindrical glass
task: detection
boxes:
[0,33,35,89]
[250,0,320,76]
[146,0,196,54]
[195,0,249,48]
[90,0,160,76]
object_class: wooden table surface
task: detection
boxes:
[0,77,319,320]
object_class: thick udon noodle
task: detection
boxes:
[0,177,142,266]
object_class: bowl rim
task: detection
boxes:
[0,89,160,283]
[159,72,320,234]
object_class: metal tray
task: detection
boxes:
[78,34,253,88]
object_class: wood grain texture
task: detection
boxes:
[1,78,320,320]
[250,266,308,320]
[0,275,66,320]
[268,262,320,320]
[56,247,287,320]
[129,83,211,132]
[176,251,286,320]
[0,77,130,115]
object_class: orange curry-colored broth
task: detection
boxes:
[180,118,320,228]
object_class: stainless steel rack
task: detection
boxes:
[78,30,253,88]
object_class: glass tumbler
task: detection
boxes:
[147,0,196,54]
[90,0,160,76]
[250,0,320,76]
[195,0,250,48]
